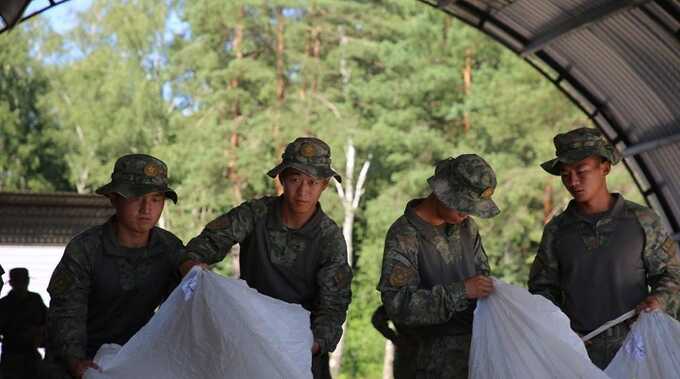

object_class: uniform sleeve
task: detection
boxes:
[378,225,469,327]
[528,221,563,307]
[638,210,680,314]
[164,233,190,270]
[185,201,258,264]
[311,228,352,354]
[469,220,491,276]
[47,241,92,361]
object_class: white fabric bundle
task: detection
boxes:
[469,278,608,379]
[85,268,313,379]
[605,310,680,379]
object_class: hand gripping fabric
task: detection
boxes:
[469,278,608,379]
[605,310,680,379]
[84,268,313,379]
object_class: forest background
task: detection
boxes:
[0,0,643,377]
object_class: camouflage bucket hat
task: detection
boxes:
[95,154,178,203]
[427,154,500,218]
[541,127,621,176]
[267,137,342,182]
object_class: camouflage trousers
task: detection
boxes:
[414,334,471,379]
[585,323,629,370]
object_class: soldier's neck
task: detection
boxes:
[113,221,150,248]
[280,204,314,230]
[576,191,614,215]
[414,195,445,226]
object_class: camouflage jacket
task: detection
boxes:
[377,199,490,332]
[185,196,352,354]
[47,218,186,361]
[529,194,680,329]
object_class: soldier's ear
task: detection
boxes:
[107,193,121,207]
[602,160,611,176]
[321,179,330,191]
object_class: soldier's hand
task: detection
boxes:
[636,295,661,313]
[464,275,494,299]
[311,341,321,355]
[67,358,100,378]
[179,260,208,277]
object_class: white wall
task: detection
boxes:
[0,245,65,305]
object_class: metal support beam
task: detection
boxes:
[0,0,71,34]
[622,129,680,157]
[521,0,651,57]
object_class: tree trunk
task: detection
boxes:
[383,340,395,379]
[463,48,473,133]
[276,6,286,103]
[311,26,321,94]
[227,9,245,278]
[330,140,371,377]
[543,183,553,224]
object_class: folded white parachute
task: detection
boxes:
[469,278,608,379]
[84,268,313,379]
[605,310,680,379]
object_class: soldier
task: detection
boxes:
[0,268,48,379]
[180,137,352,379]
[46,154,188,378]
[529,127,680,369]
[377,154,499,378]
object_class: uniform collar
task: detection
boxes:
[404,198,460,239]
[266,196,324,235]
[564,193,625,225]
[102,217,162,257]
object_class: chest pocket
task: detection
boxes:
[269,231,306,268]
[432,226,464,265]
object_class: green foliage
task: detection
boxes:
[3,0,645,377]
[0,25,69,191]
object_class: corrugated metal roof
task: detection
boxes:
[424,0,680,239]
[1,1,679,237]
[0,192,114,245]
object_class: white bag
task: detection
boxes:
[469,278,608,379]
[605,310,680,379]
[84,268,313,379]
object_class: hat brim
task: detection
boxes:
[428,177,500,219]
[540,148,605,176]
[95,182,178,204]
[267,162,342,183]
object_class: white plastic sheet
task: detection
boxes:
[84,268,313,379]
[469,278,608,379]
[605,310,680,379]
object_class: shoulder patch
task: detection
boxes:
[48,270,74,297]
[389,263,416,288]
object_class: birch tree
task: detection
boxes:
[329,138,370,377]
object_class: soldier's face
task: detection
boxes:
[112,192,165,234]
[281,170,329,214]
[560,156,610,203]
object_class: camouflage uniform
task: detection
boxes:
[530,127,680,369]
[185,137,351,379]
[378,154,500,379]
[45,154,187,378]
